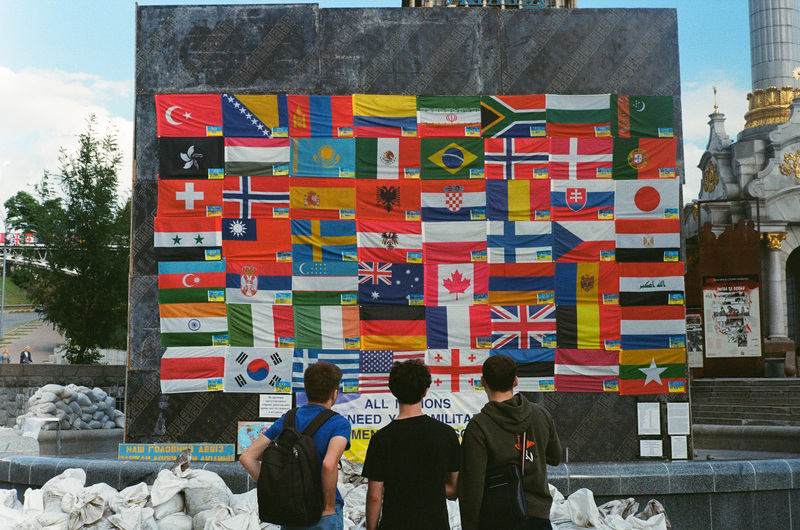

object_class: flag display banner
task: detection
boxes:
[224,138,290,176]
[484,138,549,179]
[426,349,488,392]
[356,179,421,220]
[226,261,292,304]
[355,137,421,179]
[425,263,488,306]
[495,349,555,392]
[223,176,290,218]
[554,348,619,392]
[489,263,555,305]
[490,305,556,349]
[156,94,223,137]
[487,221,552,263]
[614,179,679,220]
[421,180,485,222]
[287,95,354,138]
[619,348,686,395]
[421,138,485,179]
[546,94,612,138]
[612,95,675,138]
[426,306,492,349]
[160,347,226,393]
[360,306,427,350]
[160,302,228,347]
[555,262,619,306]
[358,262,424,305]
[549,137,613,180]
[357,221,423,263]
[619,262,684,306]
[621,305,686,350]
[227,303,294,348]
[556,304,621,350]
[159,137,225,179]
[158,180,223,218]
[154,217,222,262]
[291,220,357,262]
[222,94,289,138]
[222,218,291,261]
[615,219,680,262]
[551,180,615,221]
[423,221,487,263]
[293,261,358,306]
[480,95,547,138]
[158,261,226,304]
[612,138,677,180]
[291,138,356,178]
[352,94,418,137]
[290,177,356,220]
[294,305,361,350]
[486,180,550,221]
[223,347,293,393]
[417,96,481,137]
[552,221,615,263]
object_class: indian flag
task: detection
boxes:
[160,346,225,393]
[546,94,612,138]
[159,302,228,347]
[224,138,290,176]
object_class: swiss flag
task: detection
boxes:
[156,94,223,137]
[157,180,223,218]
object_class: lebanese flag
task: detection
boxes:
[620,305,686,350]
[423,221,487,264]
[619,262,685,306]
[615,180,680,220]
[554,348,619,393]
[615,219,680,262]
[287,95,354,138]
[357,221,423,263]
[484,138,549,180]
[158,180,223,218]
[426,349,489,392]
[160,347,226,393]
[156,94,222,137]
[357,179,421,221]
[223,176,290,218]
[425,263,488,306]
[426,305,492,349]
[549,137,614,179]
[552,221,615,263]
[221,218,292,261]
[359,305,427,351]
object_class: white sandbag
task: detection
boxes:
[93,411,104,421]
[95,401,109,411]
[107,506,156,530]
[103,421,116,429]
[42,468,86,512]
[69,402,82,415]
[114,416,125,428]
[59,386,74,400]
[150,469,189,506]
[88,420,102,429]
[117,482,150,511]
[75,394,92,408]
[23,487,45,515]
[343,483,366,526]
[39,403,58,415]
[211,512,260,530]
[81,414,94,423]
[55,401,73,414]
[0,488,21,510]
[105,397,116,409]
[229,489,257,515]
[38,510,70,528]
[153,493,184,520]
[183,470,232,517]
[192,505,233,530]
[39,391,60,403]
[93,388,108,401]
[158,512,193,530]
[0,504,30,527]
[41,384,66,396]
[565,488,603,528]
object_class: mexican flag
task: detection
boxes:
[355,138,420,179]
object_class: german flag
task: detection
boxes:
[359,305,427,350]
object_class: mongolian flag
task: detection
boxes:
[154,217,222,262]
[352,94,418,137]
[426,306,492,350]
[356,220,423,263]
[158,261,226,305]
[549,137,613,180]
[290,138,356,178]
[490,305,556,349]
[486,179,550,221]
[159,302,228,347]
[222,218,292,261]
[155,94,222,137]
[488,263,555,306]
[417,96,481,138]
[158,179,223,218]
[223,347,293,393]
[360,306,427,351]
[545,94,612,138]
[612,95,675,138]
[426,349,489,392]
[619,348,686,395]
[480,95,547,138]
[358,262,424,306]
[551,180,615,221]
[495,349,555,392]
[420,138,485,180]
[552,221,615,263]
[160,347,225,393]
[555,262,620,306]
[554,349,619,393]
[619,262,685,307]
[291,220,357,262]
[556,304,621,351]
[221,94,289,138]
[612,138,677,180]
[620,305,686,350]
[425,263,488,306]
[293,261,358,306]
[227,303,295,348]
[290,177,356,220]
[223,138,290,177]
[355,137,421,179]
[287,95,354,138]
[422,221,487,264]
[615,180,680,220]
[225,261,293,305]
[484,138,549,180]
[487,221,552,264]
[223,176,290,219]
[421,180,486,222]
[615,219,681,263]
[159,137,225,179]
[293,305,361,350]
[356,179,421,221]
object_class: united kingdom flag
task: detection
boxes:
[358,262,392,285]
[10,233,22,247]
[490,305,556,349]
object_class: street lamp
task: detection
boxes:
[0,210,6,341]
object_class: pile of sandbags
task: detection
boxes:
[14,384,124,431]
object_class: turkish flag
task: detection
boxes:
[156,94,223,137]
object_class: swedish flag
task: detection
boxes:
[421,138,484,179]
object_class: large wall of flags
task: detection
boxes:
[154,93,686,398]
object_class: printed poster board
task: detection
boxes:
[702,276,761,358]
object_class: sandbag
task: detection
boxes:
[192,505,233,530]
[107,506,156,530]
[153,492,184,520]
[37,510,70,528]
[0,488,21,510]
[183,470,231,517]
[42,468,86,512]
[158,512,193,530]
[114,483,149,513]
[0,504,29,528]
[150,469,189,506]
[23,487,44,515]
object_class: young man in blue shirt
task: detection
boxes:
[241,361,352,529]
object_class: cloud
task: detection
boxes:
[0,66,133,224]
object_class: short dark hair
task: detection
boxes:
[482,355,516,392]
[388,359,431,405]
[304,362,342,403]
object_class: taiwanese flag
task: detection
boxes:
[360,305,427,351]
[225,261,293,304]
[554,349,619,393]
[222,218,292,261]
[352,94,418,137]
[159,137,225,179]
[611,95,675,138]
[490,305,556,349]
[488,263,555,305]
[619,262,684,307]
[356,179,421,221]
[551,180,614,221]
[422,221,487,264]
[356,220,423,263]
[425,263,488,306]
[552,221,615,263]
[420,180,485,222]
[160,347,226,393]
[158,261,226,304]
[620,305,686,350]
[154,217,222,262]
[287,95,354,138]
[155,94,222,137]
[484,138,549,179]
[556,304,621,350]
[426,306,492,350]
[221,94,289,138]
[426,349,489,392]
[355,137,421,179]
[480,95,546,138]
[157,179,223,218]
[555,262,619,306]
[549,137,613,180]
[612,138,677,180]
[497,349,555,392]
[619,348,686,395]
[358,262,424,306]
[615,219,680,263]
[223,176,290,219]
[486,180,550,221]
[545,94,612,138]
[290,178,356,220]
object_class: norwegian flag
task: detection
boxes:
[426,349,489,392]
[484,138,549,179]
[358,262,393,285]
[491,305,557,349]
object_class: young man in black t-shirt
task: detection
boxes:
[362,359,460,530]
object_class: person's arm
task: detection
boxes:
[544,410,562,467]
[320,435,348,515]
[445,471,459,500]
[239,434,271,481]
[365,479,383,530]
[458,424,487,530]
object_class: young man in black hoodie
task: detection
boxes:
[459,354,562,530]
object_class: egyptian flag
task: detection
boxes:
[615,180,679,220]
[612,95,675,138]
[417,96,482,138]
[224,138,290,177]
[619,262,685,306]
[225,261,293,305]
[549,137,613,180]
[222,218,292,261]
[615,219,681,263]
[484,138,549,179]
[545,94,612,138]
[290,178,356,220]
[159,137,225,179]
[552,221,615,263]
[156,94,222,137]
[158,260,226,304]
[356,220,423,263]
[223,176,290,219]
[426,306,492,350]
[619,348,686,395]
[287,95,354,138]
[356,137,421,179]
[360,305,427,351]
[556,304,621,351]
[480,95,547,138]
[554,349,619,393]
[612,138,677,180]
[425,263,488,306]
[221,94,289,138]
[160,347,226,393]
[487,180,550,221]
[551,180,614,221]
[422,221,487,264]
[555,262,619,306]
[496,349,555,392]
[357,179,421,221]
[353,94,418,137]
[223,347,293,393]
[154,217,222,262]
[488,263,555,305]
[620,305,686,350]
[421,180,485,222]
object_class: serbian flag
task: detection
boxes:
[487,221,552,264]
[222,347,293,393]
[356,179,421,221]
[221,94,289,138]
[554,349,619,393]
[291,220,357,262]
[417,96,482,138]
[425,263,489,306]
[484,138,549,179]
[357,220,423,263]
[426,349,489,392]
[224,138,290,177]
[287,95,354,138]
[555,262,620,306]
[611,95,675,138]
[615,180,679,220]
[427,306,492,350]
[423,221,487,264]
[159,137,225,179]
[620,305,686,350]
[545,94,612,138]
[160,347,225,393]
[355,137,421,179]
[353,95,418,137]
[156,94,222,137]
[556,304,621,351]
[159,303,228,347]
[223,176,290,218]
[549,137,614,180]
[619,348,686,395]
[225,261,293,305]
[480,95,547,138]
[488,263,555,305]
[490,305,556,349]
[421,180,485,222]
[615,219,680,263]
[498,349,555,392]
[552,221,615,263]
[612,138,677,180]
[619,262,684,307]
[551,180,614,221]
[290,178,356,220]
[360,305,427,351]
[154,217,222,262]
[487,180,550,221]
[158,179,223,218]
[227,304,295,348]
[222,218,291,261]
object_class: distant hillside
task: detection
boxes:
[3,279,31,305]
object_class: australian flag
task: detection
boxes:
[358,262,424,305]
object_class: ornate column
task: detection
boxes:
[765,232,788,339]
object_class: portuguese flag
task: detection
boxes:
[612,138,677,180]
[612,95,675,138]
[619,348,686,395]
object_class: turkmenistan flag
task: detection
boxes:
[619,348,686,395]
[480,95,546,138]
[612,138,677,180]
[159,302,228,347]
[294,305,361,350]
[355,138,420,179]
[227,303,295,348]
[421,138,484,180]
[611,95,675,138]
[545,94,612,138]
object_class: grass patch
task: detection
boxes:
[1,279,31,305]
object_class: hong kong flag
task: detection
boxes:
[156,94,223,137]
[426,349,490,392]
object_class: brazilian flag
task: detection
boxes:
[420,138,484,180]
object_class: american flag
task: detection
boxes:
[358,350,425,393]
[491,305,556,349]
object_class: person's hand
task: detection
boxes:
[321,507,336,516]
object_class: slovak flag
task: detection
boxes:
[551,180,614,221]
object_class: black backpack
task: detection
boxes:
[257,407,337,525]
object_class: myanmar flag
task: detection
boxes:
[486,179,550,221]
[480,95,546,138]
[355,137,421,179]
[545,94,612,138]
[619,348,686,395]
[417,96,481,137]
[612,138,677,180]
[612,95,675,138]
[353,94,418,138]
[421,138,485,180]
[294,305,361,350]
[556,304,621,351]
[290,177,356,220]
[360,305,427,350]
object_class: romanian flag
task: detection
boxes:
[484,138,549,179]
[290,138,356,178]
[554,262,619,306]
[352,94,418,137]
[287,95,354,138]
[360,305,427,350]
[294,305,361,350]
[612,95,675,138]
[545,94,612,138]
[356,179,421,221]
[154,217,222,262]
[291,220,357,262]
[417,96,481,138]
[619,348,686,395]
[486,179,550,221]
[160,347,226,393]
[159,302,228,347]
[612,138,677,180]
[488,263,555,305]
[355,137,421,179]
[155,94,222,137]
[554,349,619,393]
[480,95,546,138]
[290,177,356,220]
[620,305,686,350]
[157,179,223,218]
[221,94,289,138]
[421,138,485,180]
[556,304,621,351]
[356,220,423,263]
[221,218,291,261]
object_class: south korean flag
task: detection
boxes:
[223,347,293,393]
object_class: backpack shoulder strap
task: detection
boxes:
[283,408,298,430]
[302,409,338,437]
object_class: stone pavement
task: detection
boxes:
[0,315,66,363]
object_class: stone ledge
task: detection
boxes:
[692,424,800,453]
[38,428,124,457]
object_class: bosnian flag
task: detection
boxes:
[222,347,293,393]
[160,346,225,393]
[554,348,619,393]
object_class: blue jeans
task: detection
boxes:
[281,504,343,530]
[510,516,553,530]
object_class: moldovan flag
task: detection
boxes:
[287,95,354,138]
[356,137,421,179]
[545,94,612,138]
[291,220,357,262]
[556,304,621,350]
[480,95,547,138]
[614,180,679,220]
[358,262,424,306]
[421,138,485,180]
[159,137,225,179]
[290,178,356,220]
[223,348,293,393]
[160,303,228,347]
[291,138,356,178]
[294,306,361,350]
[156,94,222,137]
[619,348,686,395]
[357,221,423,263]
[554,349,619,392]
[552,221,615,263]
[227,304,295,348]
[224,138,290,177]
[612,138,677,180]
[615,219,680,263]
[620,305,686,350]
[490,305,556,349]
[484,138,549,179]
[223,176,290,218]
[489,263,555,305]
[425,263,488,306]
[421,180,485,222]
[426,349,489,392]
[551,180,614,221]
[222,94,289,138]
[496,349,555,392]
[222,218,292,261]
[357,179,421,221]
[427,306,492,350]
[612,95,675,138]
[360,305,427,351]
[160,347,225,393]
[619,262,685,307]
[555,262,619,306]
[423,221,487,263]
[293,261,358,306]
[549,137,614,180]
[225,261,293,305]
[158,180,223,218]
[487,221,552,263]
[486,179,550,221]
[417,96,481,137]
[158,261,226,304]
[353,95,418,137]
[154,217,222,262]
